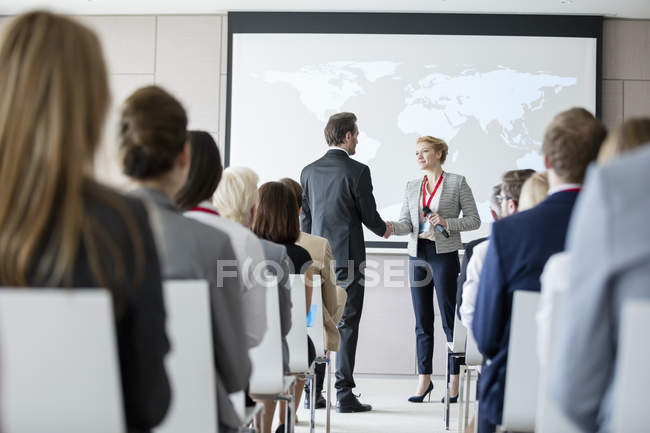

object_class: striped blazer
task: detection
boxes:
[391,172,481,256]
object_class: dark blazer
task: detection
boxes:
[456,237,488,318]
[472,190,580,426]
[300,149,386,268]
[28,183,170,433]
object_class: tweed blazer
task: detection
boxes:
[391,172,481,256]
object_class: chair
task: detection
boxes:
[155,280,218,433]
[288,274,315,433]
[613,300,650,433]
[249,277,296,432]
[499,291,541,433]
[458,327,483,433]
[535,291,580,433]
[445,312,467,430]
[307,275,332,433]
[0,288,125,433]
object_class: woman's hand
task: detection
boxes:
[427,213,447,230]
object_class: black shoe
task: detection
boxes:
[275,424,285,433]
[408,382,434,403]
[441,394,458,404]
[336,394,372,413]
[304,391,327,409]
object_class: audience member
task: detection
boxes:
[177,130,267,349]
[597,116,650,164]
[459,171,534,329]
[550,144,650,433]
[518,172,549,211]
[472,108,606,433]
[253,181,316,433]
[280,177,347,410]
[119,86,249,433]
[0,11,171,432]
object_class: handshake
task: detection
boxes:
[383,221,394,239]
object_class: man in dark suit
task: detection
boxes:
[472,108,606,433]
[300,112,391,412]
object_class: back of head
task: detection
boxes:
[252,182,300,244]
[120,86,187,180]
[0,11,111,285]
[175,131,222,210]
[501,169,536,205]
[279,177,303,209]
[213,166,259,227]
[542,107,607,183]
[518,172,550,211]
[324,112,357,146]
[598,117,650,164]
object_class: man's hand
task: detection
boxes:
[383,221,394,238]
[427,213,447,229]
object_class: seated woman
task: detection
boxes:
[119,86,249,433]
[176,130,267,350]
[0,11,170,433]
[252,181,316,433]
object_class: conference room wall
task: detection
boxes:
[0,14,648,375]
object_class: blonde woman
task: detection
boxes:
[388,136,480,402]
[0,11,170,431]
[518,172,550,211]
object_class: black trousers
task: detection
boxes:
[409,239,460,375]
[334,265,364,401]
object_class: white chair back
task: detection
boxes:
[249,277,285,395]
[155,280,218,433]
[287,274,309,372]
[501,290,540,432]
[613,301,650,433]
[535,291,580,433]
[307,275,325,358]
[0,288,125,433]
[449,313,467,353]
[465,327,483,367]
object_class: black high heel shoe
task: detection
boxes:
[408,382,434,403]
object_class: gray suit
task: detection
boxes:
[131,187,250,431]
[550,145,650,433]
[391,172,481,256]
[258,239,293,373]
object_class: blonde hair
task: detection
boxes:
[518,172,550,211]
[213,166,259,227]
[598,117,650,164]
[0,11,140,290]
[417,136,448,164]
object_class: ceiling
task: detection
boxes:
[1,0,649,19]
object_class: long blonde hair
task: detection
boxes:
[0,11,138,289]
[598,117,650,164]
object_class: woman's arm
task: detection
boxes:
[445,176,481,232]
[391,182,414,235]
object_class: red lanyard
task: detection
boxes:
[189,206,220,216]
[422,172,444,210]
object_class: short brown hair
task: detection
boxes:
[541,107,607,183]
[120,85,187,179]
[175,131,222,210]
[252,182,300,244]
[279,177,303,209]
[598,117,650,164]
[324,112,357,146]
[417,136,449,164]
[501,169,536,204]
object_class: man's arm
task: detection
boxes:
[354,166,386,237]
[472,231,508,359]
[300,170,312,233]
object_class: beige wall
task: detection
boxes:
[0,14,648,375]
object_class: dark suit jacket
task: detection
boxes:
[472,190,580,426]
[300,149,386,269]
[456,237,488,318]
[28,182,170,433]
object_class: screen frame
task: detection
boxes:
[226,12,603,248]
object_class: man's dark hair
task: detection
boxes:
[252,181,300,244]
[324,112,357,146]
[279,177,303,209]
[501,169,535,204]
[175,131,222,210]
